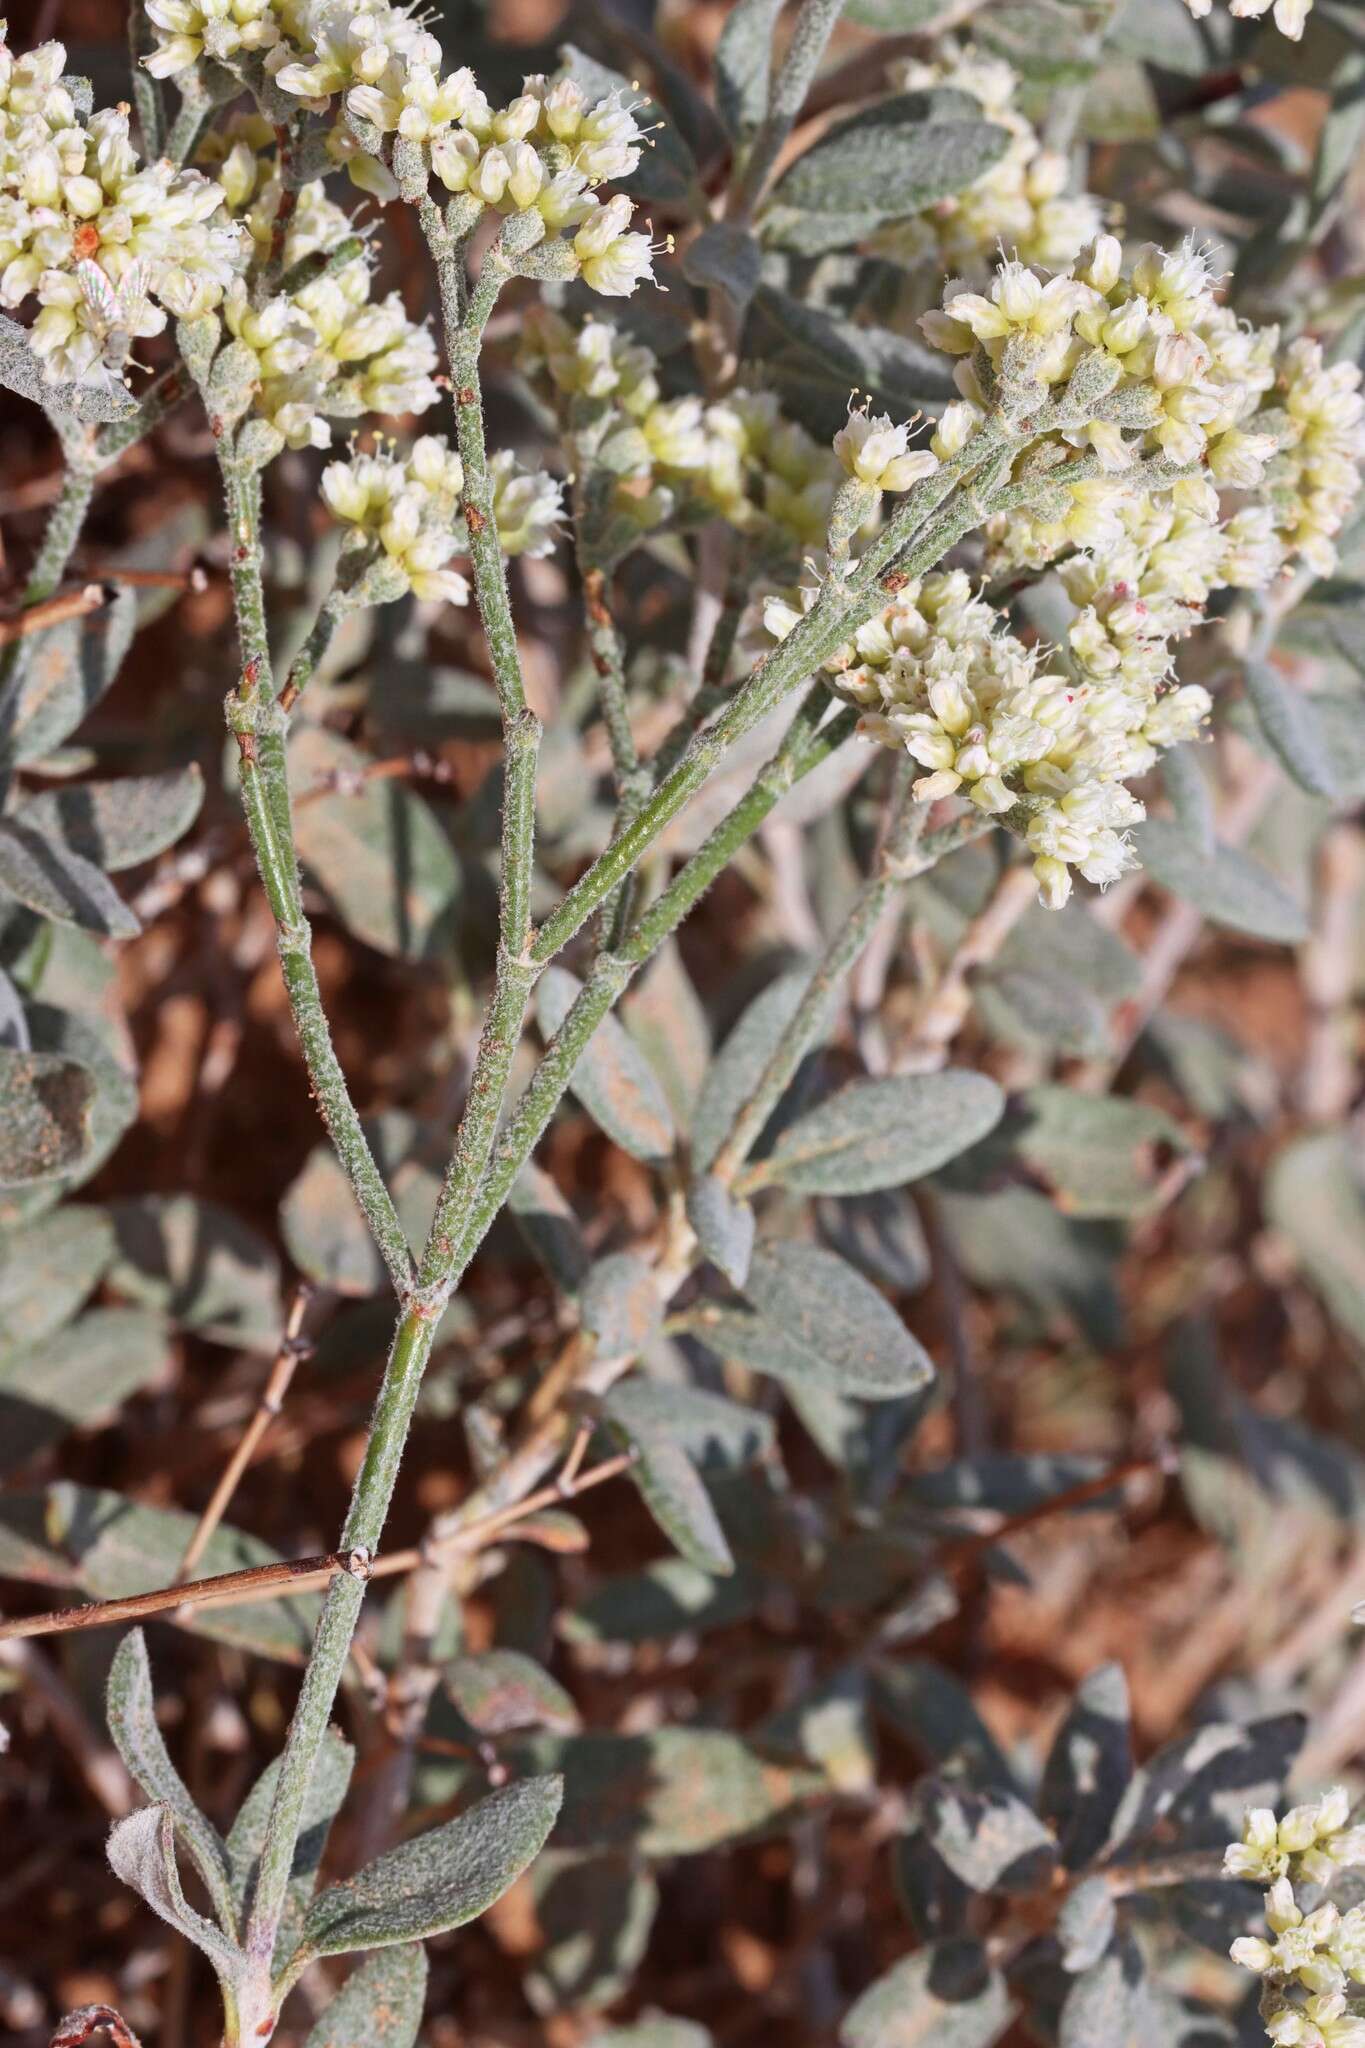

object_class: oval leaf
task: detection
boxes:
[0,817,139,938]
[302,1946,428,2048]
[1134,818,1309,944]
[757,1072,1005,1195]
[842,1939,1010,2048]
[297,1775,563,1961]
[17,766,204,873]
[0,1045,98,1186]
[536,966,675,1162]
[723,1239,935,1400]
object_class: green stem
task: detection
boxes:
[580,558,651,946]
[217,455,416,1302]
[245,1302,437,1976]
[438,688,855,1289]
[714,802,996,1191]
[531,424,1013,966]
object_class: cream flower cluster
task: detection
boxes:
[0,29,240,393]
[520,307,840,552]
[143,0,658,297]
[321,432,564,600]
[322,435,469,603]
[1182,0,1313,38]
[871,45,1102,281]
[1265,337,1365,577]
[1228,1792,1365,2048]
[202,127,437,448]
[765,565,1200,907]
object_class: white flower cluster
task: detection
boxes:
[321,432,564,601]
[1265,337,1365,577]
[322,435,469,603]
[766,564,1206,906]
[1182,0,1312,38]
[1227,1791,1365,2048]
[520,307,841,552]
[203,122,438,447]
[143,1,658,297]
[0,28,240,393]
[871,45,1102,282]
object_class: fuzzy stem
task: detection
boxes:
[531,422,1013,966]
[218,455,416,1301]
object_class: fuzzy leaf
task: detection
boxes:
[717,1239,934,1399]
[536,967,675,1162]
[0,1204,112,1349]
[604,1390,735,1576]
[5,586,137,767]
[770,91,1010,227]
[1040,1664,1133,1871]
[106,1806,243,1982]
[1006,1087,1193,1221]
[622,941,711,1131]
[1134,819,1309,944]
[528,1851,658,2014]
[0,1306,168,1474]
[507,1163,590,1292]
[226,1727,355,1962]
[1057,1877,1118,1974]
[1107,1713,1305,1863]
[842,1939,1010,2048]
[564,1556,758,1645]
[758,1073,1004,1195]
[301,1946,428,2048]
[105,1195,281,1351]
[691,967,814,1171]
[915,1778,1057,1895]
[714,0,785,137]
[682,225,762,313]
[444,1650,580,1736]
[743,289,958,438]
[106,1631,236,1933]
[16,767,204,873]
[296,1776,563,1962]
[42,1481,318,1664]
[1059,1933,1148,2047]
[0,818,138,937]
[687,1174,755,1287]
[290,727,461,962]
[0,1045,98,1186]
[0,312,138,423]
[580,1251,663,1358]
[508,1731,817,1856]
[1243,661,1340,798]
[604,1381,774,1471]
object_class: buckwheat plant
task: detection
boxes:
[0,0,1362,2044]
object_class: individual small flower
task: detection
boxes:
[489,448,563,557]
[143,0,281,77]
[833,409,940,492]
[571,193,658,297]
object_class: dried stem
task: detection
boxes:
[175,1284,315,1582]
[895,861,1037,1073]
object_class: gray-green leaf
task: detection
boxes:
[842,1939,1010,2048]
[301,1946,428,2048]
[5,586,137,767]
[443,1650,580,1736]
[106,1631,236,1934]
[16,767,204,873]
[0,818,139,938]
[0,1045,98,1186]
[0,1305,168,1474]
[0,1204,112,1349]
[604,1390,735,1577]
[687,1173,755,1287]
[106,1806,243,1983]
[536,967,675,1162]
[712,1239,934,1400]
[1134,818,1309,944]
[770,91,1010,228]
[756,1072,1004,1195]
[1243,660,1340,798]
[294,1775,563,1964]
